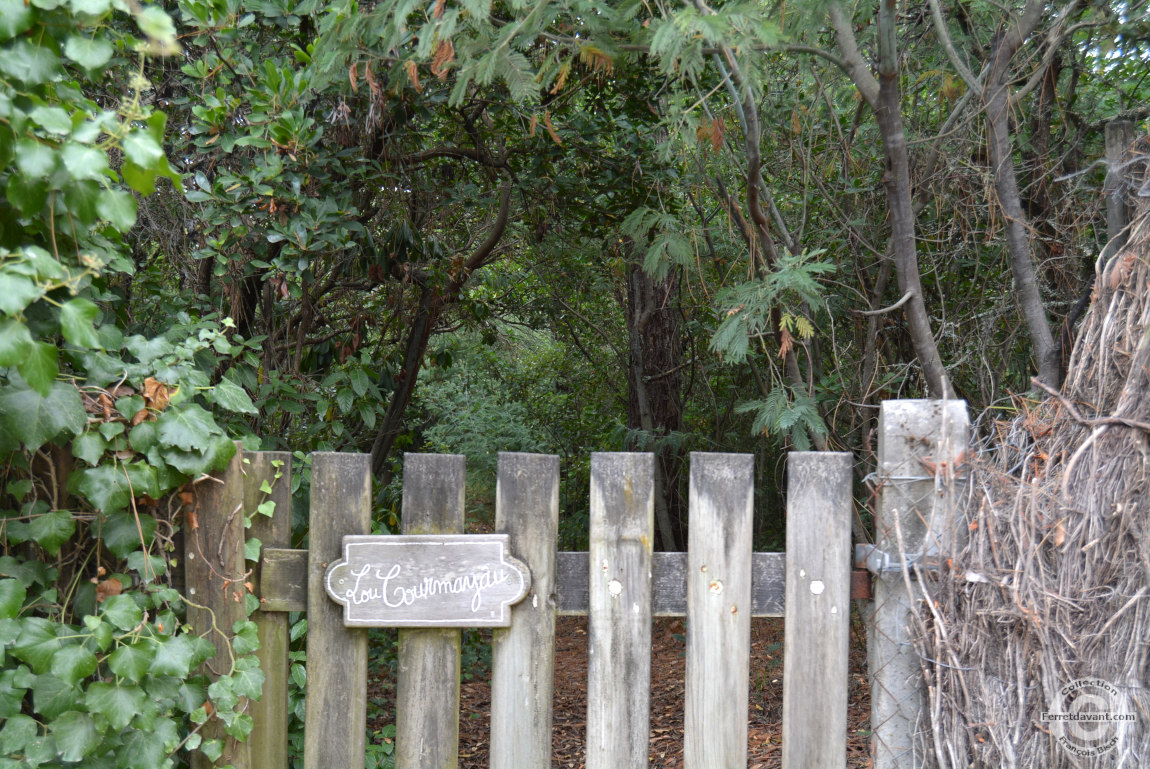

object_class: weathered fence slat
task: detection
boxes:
[870,401,968,769]
[683,453,754,769]
[245,452,292,769]
[489,452,560,769]
[586,452,654,769]
[304,453,372,769]
[782,451,853,769]
[395,454,465,769]
[186,444,250,769]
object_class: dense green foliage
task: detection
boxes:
[2,0,1148,765]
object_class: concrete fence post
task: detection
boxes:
[867,400,969,769]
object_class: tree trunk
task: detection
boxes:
[369,185,513,484]
[831,0,951,398]
[982,0,1059,388]
[875,0,951,397]
[626,256,684,552]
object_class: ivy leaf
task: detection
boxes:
[0,714,37,754]
[31,673,77,718]
[50,644,97,686]
[229,653,265,699]
[148,634,197,677]
[0,317,34,366]
[0,667,30,719]
[231,620,261,657]
[59,298,101,350]
[100,593,142,630]
[122,159,158,195]
[72,431,107,465]
[29,105,72,135]
[12,618,60,673]
[106,642,153,683]
[0,0,34,39]
[27,509,75,556]
[85,681,145,731]
[126,551,167,581]
[119,716,178,769]
[0,375,85,451]
[17,340,58,396]
[60,141,109,180]
[64,35,114,69]
[99,510,157,558]
[70,0,111,13]
[0,555,53,587]
[156,403,225,453]
[52,710,99,761]
[122,130,163,166]
[0,40,61,84]
[0,579,25,619]
[97,188,138,230]
[0,272,46,316]
[210,376,258,414]
[71,465,130,514]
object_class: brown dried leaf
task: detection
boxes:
[349,61,358,93]
[433,0,446,19]
[430,38,454,81]
[404,60,422,93]
[95,578,123,603]
[711,116,725,151]
[364,60,378,98]
[143,377,170,410]
[543,111,562,147]
[550,60,571,95]
[578,44,613,75]
[778,327,794,359]
[528,113,538,138]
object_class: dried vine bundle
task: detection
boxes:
[910,139,1150,768]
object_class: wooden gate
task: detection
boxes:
[186,450,854,769]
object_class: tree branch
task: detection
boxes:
[829,2,879,110]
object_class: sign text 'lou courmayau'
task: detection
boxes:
[324,534,531,627]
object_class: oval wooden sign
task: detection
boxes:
[324,534,531,627]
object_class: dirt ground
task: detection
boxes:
[368,614,872,767]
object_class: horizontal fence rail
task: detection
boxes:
[259,548,787,617]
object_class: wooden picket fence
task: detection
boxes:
[184,449,855,769]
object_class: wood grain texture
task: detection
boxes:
[684,453,753,769]
[304,453,372,769]
[245,452,292,769]
[556,551,784,617]
[489,453,559,769]
[259,547,307,612]
[186,444,250,769]
[586,452,654,769]
[395,454,465,769]
[782,452,853,769]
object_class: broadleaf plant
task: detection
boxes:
[0,2,265,767]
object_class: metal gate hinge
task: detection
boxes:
[855,544,943,575]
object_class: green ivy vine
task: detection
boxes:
[0,1,264,767]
